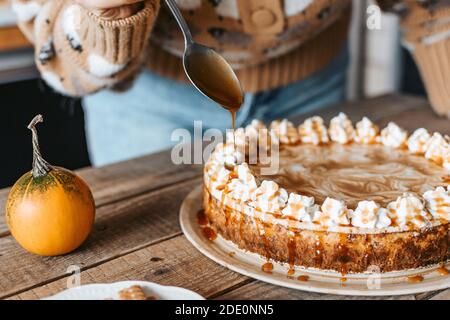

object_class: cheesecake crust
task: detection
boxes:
[204,186,449,273]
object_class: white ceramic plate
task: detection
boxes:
[180,186,450,296]
[43,281,205,300]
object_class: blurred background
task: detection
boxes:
[0,0,426,188]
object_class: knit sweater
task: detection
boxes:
[12,0,350,96]
[10,0,450,116]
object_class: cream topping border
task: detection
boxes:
[204,114,450,234]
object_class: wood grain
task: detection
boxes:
[0,179,200,299]
[8,235,248,300]
[430,289,450,300]
[0,151,202,237]
[8,233,428,300]
[8,234,417,301]
[215,281,417,300]
[291,94,447,132]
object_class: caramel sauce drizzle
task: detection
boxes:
[184,49,242,131]
[220,183,232,227]
[202,227,217,241]
[262,262,274,274]
[407,275,424,283]
[287,268,295,277]
[254,217,271,259]
[338,233,350,275]
[256,217,275,275]
[287,234,297,270]
[286,231,300,277]
[436,266,449,276]
[224,207,232,227]
[216,184,226,191]
[231,110,236,130]
[297,275,309,282]
[197,208,217,241]
[197,209,208,226]
[314,233,325,268]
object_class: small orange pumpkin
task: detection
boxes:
[5,115,95,256]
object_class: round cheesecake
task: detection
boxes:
[203,114,450,274]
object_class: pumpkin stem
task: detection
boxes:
[28,115,52,178]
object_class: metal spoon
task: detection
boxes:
[164,0,244,112]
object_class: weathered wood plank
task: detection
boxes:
[0,189,8,235]
[289,94,449,137]
[429,289,450,300]
[215,281,416,300]
[291,94,429,125]
[8,231,435,300]
[293,94,449,135]
[386,107,450,135]
[8,235,247,300]
[0,151,201,236]
[0,179,200,299]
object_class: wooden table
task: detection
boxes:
[0,94,449,300]
[0,26,30,52]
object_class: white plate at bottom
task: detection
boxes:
[180,186,450,296]
[43,281,205,300]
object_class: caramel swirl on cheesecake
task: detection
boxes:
[250,143,447,209]
[205,114,449,233]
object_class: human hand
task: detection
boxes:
[75,0,144,19]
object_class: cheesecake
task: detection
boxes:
[203,113,450,274]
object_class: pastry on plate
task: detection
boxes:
[118,285,157,300]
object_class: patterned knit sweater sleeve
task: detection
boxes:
[12,0,160,97]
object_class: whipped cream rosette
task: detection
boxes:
[380,122,408,148]
[270,119,300,145]
[225,120,279,164]
[205,142,245,195]
[245,119,265,133]
[250,180,288,213]
[423,186,450,221]
[354,117,379,144]
[245,120,267,144]
[424,132,449,165]
[313,198,351,227]
[298,116,329,145]
[226,128,246,150]
[281,193,318,222]
[351,201,391,229]
[226,163,258,202]
[209,166,231,192]
[387,194,430,228]
[211,142,245,168]
[328,113,354,144]
[408,128,431,154]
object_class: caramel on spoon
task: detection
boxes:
[164,0,244,128]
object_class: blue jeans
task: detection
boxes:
[84,48,348,166]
